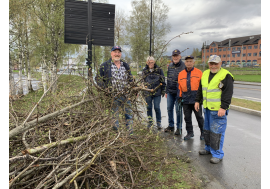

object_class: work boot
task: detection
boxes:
[174,129,182,135]
[164,126,174,132]
[210,157,223,164]
[184,133,194,140]
[199,150,211,155]
[200,134,204,140]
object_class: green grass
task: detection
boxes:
[233,75,261,82]
[231,98,261,111]
[13,70,19,73]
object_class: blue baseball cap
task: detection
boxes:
[172,49,181,55]
[111,46,122,52]
[185,55,194,60]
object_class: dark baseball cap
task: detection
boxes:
[185,55,194,60]
[172,49,181,55]
[111,46,122,52]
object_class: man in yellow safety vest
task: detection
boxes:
[194,55,234,164]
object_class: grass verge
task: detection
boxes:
[231,97,261,111]
[233,75,261,82]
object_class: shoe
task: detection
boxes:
[210,157,223,164]
[157,125,162,130]
[164,126,174,132]
[199,150,211,155]
[174,129,182,135]
[184,133,194,140]
[200,134,204,140]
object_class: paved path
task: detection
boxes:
[147,96,261,189]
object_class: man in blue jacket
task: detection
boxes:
[164,49,186,135]
[95,46,134,134]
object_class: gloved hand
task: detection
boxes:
[177,97,183,105]
[161,91,166,97]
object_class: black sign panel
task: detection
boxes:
[65,0,115,46]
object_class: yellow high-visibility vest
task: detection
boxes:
[201,68,234,111]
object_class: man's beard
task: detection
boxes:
[114,57,121,61]
[210,68,220,73]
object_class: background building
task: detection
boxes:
[201,34,261,67]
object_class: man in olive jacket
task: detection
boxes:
[164,49,185,135]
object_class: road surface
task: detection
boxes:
[233,83,261,102]
[147,96,261,189]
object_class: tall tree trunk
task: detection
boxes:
[9,55,16,98]
[27,53,33,92]
[18,51,24,95]
[41,60,48,92]
[51,63,57,93]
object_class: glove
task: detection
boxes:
[161,91,166,97]
[177,97,183,105]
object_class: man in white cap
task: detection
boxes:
[194,55,234,164]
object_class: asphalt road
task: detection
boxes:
[233,83,261,102]
[148,96,261,189]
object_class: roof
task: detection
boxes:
[202,34,261,49]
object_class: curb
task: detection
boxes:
[230,105,261,117]
[234,81,261,86]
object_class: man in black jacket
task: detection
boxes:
[95,46,134,135]
[164,49,186,135]
[142,56,166,129]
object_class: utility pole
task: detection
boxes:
[149,0,153,56]
[86,0,93,78]
[241,44,243,68]
[203,41,206,71]
[229,39,231,67]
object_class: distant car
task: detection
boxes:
[137,71,142,75]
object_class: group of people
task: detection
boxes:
[96,46,234,164]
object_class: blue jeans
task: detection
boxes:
[167,93,182,129]
[203,108,229,159]
[145,95,161,128]
[112,96,133,134]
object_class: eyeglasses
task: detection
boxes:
[209,62,219,66]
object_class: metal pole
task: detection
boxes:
[87,0,92,78]
[241,44,243,68]
[149,0,152,56]
[203,41,206,71]
[229,39,231,67]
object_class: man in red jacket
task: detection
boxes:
[177,55,204,140]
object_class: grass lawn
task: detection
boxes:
[231,97,261,111]
[233,75,261,82]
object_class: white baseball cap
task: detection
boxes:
[208,55,221,63]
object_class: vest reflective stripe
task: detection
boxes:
[201,68,234,111]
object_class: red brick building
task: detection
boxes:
[201,34,261,67]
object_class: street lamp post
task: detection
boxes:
[149,0,153,56]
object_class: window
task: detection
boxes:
[243,53,246,57]
[219,55,221,58]
[219,48,222,51]
[207,49,209,52]
[211,43,216,47]
[259,51,261,57]
[237,54,240,57]
[232,47,236,51]
[223,48,226,51]
[260,44,261,49]
[254,45,258,49]
[210,49,213,53]
[207,56,209,58]
[248,53,251,56]
[227,54,230,57]
[248,46,252,49]
[243,46,246,50]
[214,48,217,52]
[223,54,226,58]
[232,54,235,57]
[253,53,257,56]
[228,47,231,51]
[237,47,241,50]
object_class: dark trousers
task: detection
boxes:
[183,104,204,134]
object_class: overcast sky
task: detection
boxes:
[109,0,261,56]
